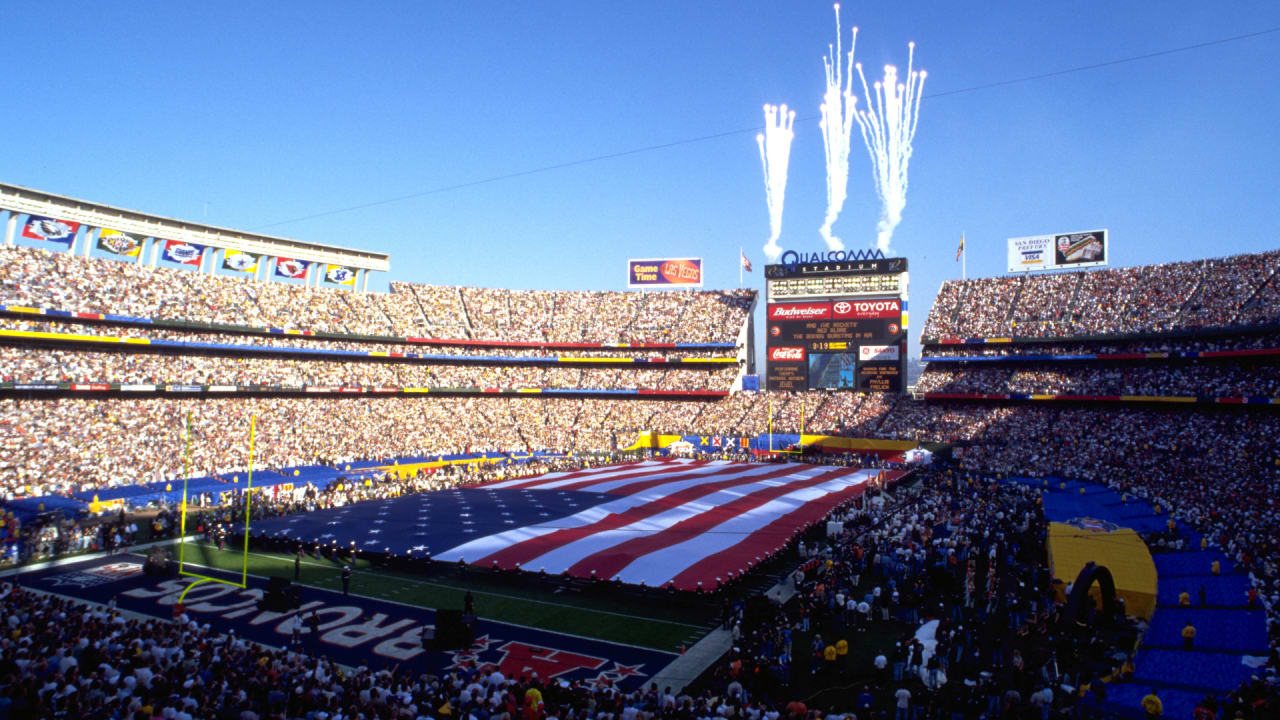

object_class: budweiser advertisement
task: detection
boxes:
[768,302,832,321]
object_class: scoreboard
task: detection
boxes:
[764,257,908,393]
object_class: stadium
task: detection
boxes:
[1,180,1276,719]
[3,5,1280,719]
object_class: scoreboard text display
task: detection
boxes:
[764,258,907,393]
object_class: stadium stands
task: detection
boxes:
[3,236,1280,718]
[921,249,1280,340]
[0,244,755,344]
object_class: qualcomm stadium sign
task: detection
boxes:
[777,248,885,272]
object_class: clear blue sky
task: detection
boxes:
[4,2,1279,362]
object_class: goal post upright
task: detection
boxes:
[177,413,256,606]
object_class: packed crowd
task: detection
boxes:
[920,331,1280,358]
[4,578,730,720]
[953,406,1280,654]
[0,346,738,391]
[915,360,1280,397]
[921,249,1280,340]
[0,316,737,359]
[0,245,753,343]
[708,471,1158,718]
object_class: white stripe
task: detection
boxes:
[616,470,872,586]
[432,463,783,563]
[520,467,833,573]
[479,460,669,490]
[565,460,739,493]
[516,459,711,491]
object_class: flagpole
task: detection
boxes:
[738,247,743,288]
[962,232,967,280]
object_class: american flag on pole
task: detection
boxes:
[740,250,753,273]
[252,459,899,590]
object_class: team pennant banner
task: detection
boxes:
[162,239,205,266]
[275,257,309,279]
[21,216,79,247]
[96,229,142,257]
[325,264,356,286]
[222,249,260,273]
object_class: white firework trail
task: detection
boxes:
[818,3,858,252]
[757,103,796,262]
[853,42,926,252]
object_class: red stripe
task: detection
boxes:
[566,466,858,580]
[472,465,809,569]
[668,471,901,590]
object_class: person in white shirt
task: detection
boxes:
[894,687,911,720]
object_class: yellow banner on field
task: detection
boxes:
[1048,520,1158,619]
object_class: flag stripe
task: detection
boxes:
[564,465,858,580]
[661,471,872,588]
[460,464,804,568]
[512,466,835,574]
[480,459,671,490]
[492,459,701,493]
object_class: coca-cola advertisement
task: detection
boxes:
[768,346,806,362]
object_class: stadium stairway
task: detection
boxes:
[1005,476,1270,715]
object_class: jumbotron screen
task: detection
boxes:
[764,257,908,393]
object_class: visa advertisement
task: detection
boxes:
[1008,229,1108,273]
[627,258,703,288]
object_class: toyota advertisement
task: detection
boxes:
[765,298,905,392]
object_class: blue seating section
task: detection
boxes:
[1155,573,1251,607]
[1004,476,1269,714]
[1146,608,1268,653]
[1135,648,1257,693]
[1105,684,1205,720]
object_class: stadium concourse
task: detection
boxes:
[1,234,1279,718]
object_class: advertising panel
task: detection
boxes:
[765,298,905,392]
[767,302,831,321]
[856,361,902,392]
[1008,229,1108,273]
[858,344,900,362]
[627,258,703,288]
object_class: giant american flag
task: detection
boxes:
[254,459,900,590]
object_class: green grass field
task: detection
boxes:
[176,541,715,652]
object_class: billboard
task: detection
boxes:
[764,299,905,392]
[627,258,703,288]
[1008,229,1108,272]
[764,258,908,393]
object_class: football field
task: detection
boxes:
[179,540,716,652]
